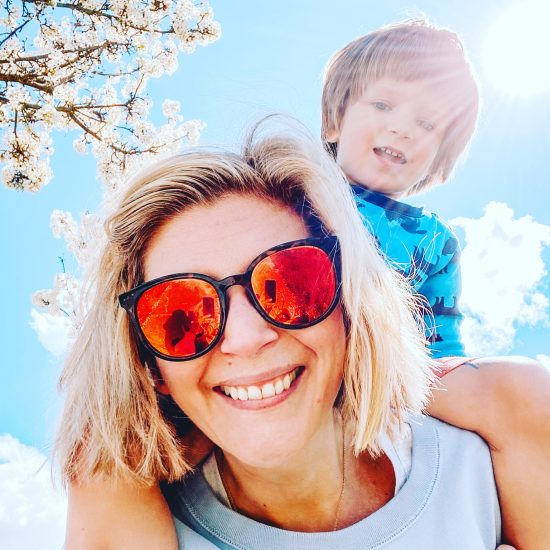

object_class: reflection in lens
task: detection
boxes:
[252,246,336,326]
[136,279,221,358]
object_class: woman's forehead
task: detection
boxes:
[143,194,309,280]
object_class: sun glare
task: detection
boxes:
[482,1,550,97]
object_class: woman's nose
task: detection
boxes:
[219,287,278,357]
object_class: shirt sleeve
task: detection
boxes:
[417,232,466,359]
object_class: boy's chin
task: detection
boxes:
[353,180,404,199]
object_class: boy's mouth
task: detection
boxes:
[374,146,407,165]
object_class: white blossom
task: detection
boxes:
[162,98,181,119]
[72,136,88,155]
[50,210,101,266]
[32,272,82,321]
[1,0,221,192]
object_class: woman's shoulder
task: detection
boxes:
[413,414,491,453]
[65,478,179,550]
[411,415,496,490]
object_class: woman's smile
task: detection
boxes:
[216,364,303,402]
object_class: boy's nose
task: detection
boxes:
[387,111,414,139]
[387,120,413,140]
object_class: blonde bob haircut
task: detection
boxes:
[55,121,433,486]
[322,18,480,195]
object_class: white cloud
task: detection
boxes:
[0,434,66,549]
[451,202,550,355]
[29,309,72,357]
[537,354,550,370]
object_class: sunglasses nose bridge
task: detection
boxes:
[218,272,250,294]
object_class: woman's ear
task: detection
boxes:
[154,377,171,396]
[148,359,171,395]
[140,347,171,395]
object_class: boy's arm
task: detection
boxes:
[416,238,465,358]
[428,356,550,549]
[65,478,178,550]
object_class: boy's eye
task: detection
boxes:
[418,119,435,131]
[372,101,391,111]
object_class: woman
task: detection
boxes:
[58,128,501,548]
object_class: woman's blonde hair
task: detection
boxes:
[55,120,433,486]
[322,18,480,195]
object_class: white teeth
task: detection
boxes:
[247,386,262,400]
[221,367,300,401]
[237,387,249,401]
[283,373,291,389]
[381,147,403,158]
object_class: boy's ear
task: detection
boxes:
[323,140,338,160]
[324,129,340,142]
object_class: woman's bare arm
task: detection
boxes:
[65,478,178,550]
[64,426,214,549]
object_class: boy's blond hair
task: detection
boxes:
[322,18,480,195]
[55,122,433,486]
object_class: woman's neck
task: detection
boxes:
[216,412,396,532]
[217,411,344,531]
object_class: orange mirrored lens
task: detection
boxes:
[251,246,336,326]
[136,279,221,358]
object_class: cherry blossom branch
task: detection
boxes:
[1,0,220,192]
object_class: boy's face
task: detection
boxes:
[328,78,450,198]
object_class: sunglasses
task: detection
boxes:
[119,236,341,362]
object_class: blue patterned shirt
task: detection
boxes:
[352,185,465,358]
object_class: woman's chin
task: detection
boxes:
[210,410,339,472]
[223,441,310,470]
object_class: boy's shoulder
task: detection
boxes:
[350,184,454,237]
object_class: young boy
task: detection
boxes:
[66,19,549,550]
[322,18,550,549]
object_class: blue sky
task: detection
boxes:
[1,1,549,544]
